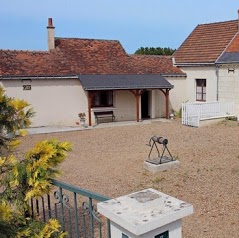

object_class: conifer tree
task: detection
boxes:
[134,46,176,55]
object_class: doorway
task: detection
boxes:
[141,91,149,119]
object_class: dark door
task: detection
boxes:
[141,91,149,119]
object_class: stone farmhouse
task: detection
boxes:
[1,12,239,127]
[0,18,185,127]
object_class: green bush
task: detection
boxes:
[225,116,237,121]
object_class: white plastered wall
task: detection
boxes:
[1,73,209,127]
[218,65,239,114]
[113,81,190,120]
[166,76,187,113]
[153,90,165,118]
[114,90,137,121]
[147,75,189,117]
[177,66,218,103]
[114,89,172,120]
[1,78,88,127]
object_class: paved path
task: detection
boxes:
[27,119,172,135]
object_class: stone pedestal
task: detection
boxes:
[97,188,193,238]
[144,158,180,173]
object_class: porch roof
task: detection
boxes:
[78,74,173,90]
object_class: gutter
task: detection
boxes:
[84,85,174,91]
[0,75,78,80]
[215,65,220,101]
[162,74,186,77]
[173,62,215,67]
[0,74,187,80]
[215,61,239,65]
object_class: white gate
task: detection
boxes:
[182,101,235,127]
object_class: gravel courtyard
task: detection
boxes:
[18,119,239,238]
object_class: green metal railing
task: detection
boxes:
[30,179,111,238]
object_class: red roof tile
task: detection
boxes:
[173,20,238,64]
[225,33,239,52]
[0,37,184,77]
[129,55,184,75]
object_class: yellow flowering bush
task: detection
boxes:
[0,87,71,237]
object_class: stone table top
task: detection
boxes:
[97,188,193,236]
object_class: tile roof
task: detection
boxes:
[217,32,239,63]
[173,20,239,64]
[129,55,184,75]
[225,32,239,52]
[0,38,184,78]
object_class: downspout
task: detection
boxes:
[215,64,220,101]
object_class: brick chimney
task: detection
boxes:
[47,18,55,50]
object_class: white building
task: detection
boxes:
[0,18,185,127]
[173,12,239,114]
[2,12,239,127]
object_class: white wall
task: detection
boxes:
[175,65,239,114]
[153,90,165,118]
[113,84,189,120]
[218,65,239,114]
[114,90,137,121]
[114,89,171,120]
[1,74,203,127]
[1,78,87,127]
[166,76,187,112]
[110,220,182,238]
[178,66,218,104]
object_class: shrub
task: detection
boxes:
[225,116,237,121]
[0,87,71,237]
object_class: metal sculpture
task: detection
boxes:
[146,136,174,164]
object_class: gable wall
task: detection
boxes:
[218,65,239,114]
[0,78,87,127]
[178,66,218,103]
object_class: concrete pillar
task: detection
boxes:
[97,188,193,238]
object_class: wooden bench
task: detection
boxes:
[94,111,115,124]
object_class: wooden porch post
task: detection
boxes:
[87,91,92,126]
[130,89,145,122]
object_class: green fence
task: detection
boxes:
[30,179,111,238]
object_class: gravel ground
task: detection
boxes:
[17,118,239,238]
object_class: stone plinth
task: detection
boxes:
[97,188,193,238]
[144,158,180,173]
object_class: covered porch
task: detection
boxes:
[78,74,174,126]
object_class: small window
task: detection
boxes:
[155,230,169,238]
[196,79,206,101]
[92,90,113,107]
[122,234,129,238]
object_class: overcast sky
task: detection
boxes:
[0,1,239,54]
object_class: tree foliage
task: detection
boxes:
[134,47,176,55]
[0,87,71,237]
